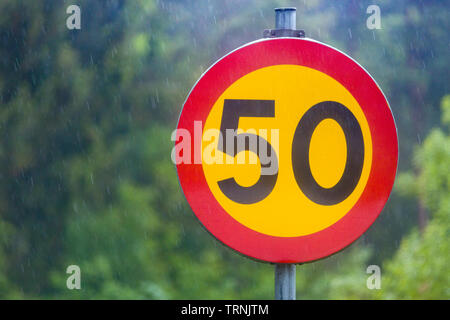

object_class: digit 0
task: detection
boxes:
[292,101,364,205]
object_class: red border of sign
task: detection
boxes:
[176,38,398,263]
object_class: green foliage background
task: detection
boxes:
[0,0,448,299]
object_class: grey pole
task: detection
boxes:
[263,7,304,38]
[275,264,296,300]
[275,7,296,30]
[271,7,300,300]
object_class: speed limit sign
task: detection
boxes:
[174,38,398,263]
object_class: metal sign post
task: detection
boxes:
[275,263,296,300]
[267,7,303,301]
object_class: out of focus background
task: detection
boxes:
[0,0,448,299]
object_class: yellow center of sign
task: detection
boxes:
[310,119,347,188]
[202,65,372,237]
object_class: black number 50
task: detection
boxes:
[217,99,364,206]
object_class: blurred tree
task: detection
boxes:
[0,0,189,297]
[378,95,450,299]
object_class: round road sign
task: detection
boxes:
[174,38,398,263]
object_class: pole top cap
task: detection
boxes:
[274,7,296,12]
